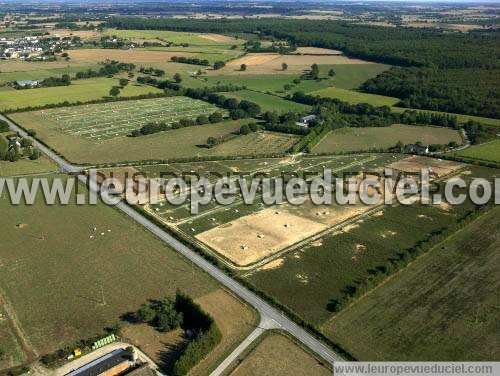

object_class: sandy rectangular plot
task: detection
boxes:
[196,208,328,266]
[388,156,464,177]
[294,47,342,55]
[221,53,372,74]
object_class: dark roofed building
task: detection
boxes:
[65,348,132,376]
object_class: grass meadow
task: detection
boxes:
[310,86,399,107]
[0,175,257,366]
[222,90,310,113]
[0,156,57,177]
[455,140,500,163]
[313,124,463,153]
[229,333,331,376]
[0,78,162,111]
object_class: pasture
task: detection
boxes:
[222,90,310,113]
[455,140,500,163]
[0,64,101,85]
[313,124,463,153]
[0,78,162,111]
[0,156,57,177]
[327,206,500,360]
[317,64,390,90]
[0,174,256,361]
[310,86,399,107]
[37,96,220,140]
[66,48,195,65]
[229,333,331,376]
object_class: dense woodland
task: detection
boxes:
[106,17,500,119]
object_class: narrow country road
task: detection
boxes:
[2,114,344,369]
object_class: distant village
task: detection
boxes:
[0,34,76,61]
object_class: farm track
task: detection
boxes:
[1,113,345,369]
[0,285,38,363]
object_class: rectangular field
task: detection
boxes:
[222,90,310,113]
[326,206,500,361]
[309,86,399,107]
[0,78,162,111]
[229,333,331,376]
[455,140,500,163]
[313,124,463,153]
[8,111,264,163]
[38,96,221,140]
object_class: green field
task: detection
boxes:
[310,86,399,107]
[37,96,221,140]
[0,174,257,366]
[318,64,390,90]
[327,206,500,360]
[0,156,57,177]
[455,140,500,163]
[0,78,162,111]
[313,124,463,153]
[0,65,101,85]
[391,107,500,127]
[222,90,310,113]
[0,319,27,371]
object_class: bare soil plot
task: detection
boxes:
[220,53,373,74]
[197,33,240,43]
[49,29,101,40]
[229,333,331,376]
[294,47,342,55]
[196,207,328,266]
[67,48,195,64]
[388,155,464,178]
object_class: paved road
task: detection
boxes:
[2,114,344,367]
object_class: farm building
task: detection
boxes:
[64,348,133,376]
[296,114,317,128]
[405,144,429,154]
[15,79,41,88]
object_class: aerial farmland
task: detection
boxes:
[0,1,499,375]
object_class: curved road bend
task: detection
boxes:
[2,114,344,366]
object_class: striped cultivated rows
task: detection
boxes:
[39,97,220,141]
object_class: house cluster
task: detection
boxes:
[0,35,71,60]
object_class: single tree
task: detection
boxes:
[213,61,225,70]
[240,124,251,135]
[310,64,319,79]
[282,62,288,71]
[240,64,247,71]
[109,86,120,97]
[137,304,156,323]
[173,73,182,83]
[119,78,129,87]
[328,68,335,77]
[209,112,223,123]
